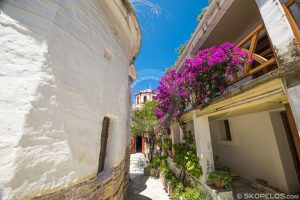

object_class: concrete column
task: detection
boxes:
[255,0,300,65]
[192,111,214,181]
[170,123,181,156]
[179,127,185,143]
[171,123,180,144]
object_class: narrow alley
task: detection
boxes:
[1,0,300,199]
[127,153,170,200]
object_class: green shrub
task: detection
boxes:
[172,182,185,200]
[148,157,160,169]
[160,160,173,180]
[147,155,167,169]
[173,143,186,167]
[183,131,195,145]
[185,151,203,178]
[182,187,209,200]
[162,138,172,155]
[173,142,203,178]
[208,171,232,190]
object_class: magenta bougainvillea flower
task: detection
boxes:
[154,42,251,125]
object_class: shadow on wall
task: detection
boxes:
[127,174,152,200]
[3,6,74,193]
[1,1,110,197]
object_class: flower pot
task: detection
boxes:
[150,169,156,177]
[144,167,151,176]
[215,180,225,189]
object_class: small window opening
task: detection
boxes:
[143,96,147,102]
[223,119,232,141]
[98,117,110,174]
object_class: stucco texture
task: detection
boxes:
[210,111,299,193]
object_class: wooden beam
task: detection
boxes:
[197,78,286,118]
[249,57,276,75]
[242,49,268,64]
[227,58,276,86]
[237,23,265,47]
[286,0,296,7]
[244,32,259,74]
[259,47,273,58]
[285,104,300,162]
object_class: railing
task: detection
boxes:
[227,23,278,86]
[282,0,300,44]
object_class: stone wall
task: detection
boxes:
[32,148,131,200]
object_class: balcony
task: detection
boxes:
[227,23,278,87]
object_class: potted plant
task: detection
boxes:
[144,156,162,177]
[208,170,232,190]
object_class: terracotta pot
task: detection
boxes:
[150,169,155,176]
[215,180,225,189]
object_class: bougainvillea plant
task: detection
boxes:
[154,42,251,125]
[153,69,189,125]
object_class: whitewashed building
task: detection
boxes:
[170,0,300,197]
[133,89,156,109]
[0,0,140,199]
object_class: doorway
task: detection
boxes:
[136,135,142,153]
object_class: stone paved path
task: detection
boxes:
[127,153,170,200]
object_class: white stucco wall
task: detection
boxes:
[0,0,139,199]
[210,111,299,193]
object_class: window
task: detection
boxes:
[143,96,147,102]
[223,120,232,141]
[98,117,110,174]
[219,119,232,141]
[136,96,139,105]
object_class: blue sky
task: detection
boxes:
[132,0,208,100]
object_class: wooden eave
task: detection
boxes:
[181,78,287,122]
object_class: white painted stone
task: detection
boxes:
[192,111,215,181]
[0,0,140,199]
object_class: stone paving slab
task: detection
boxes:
[127,153,170,200]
